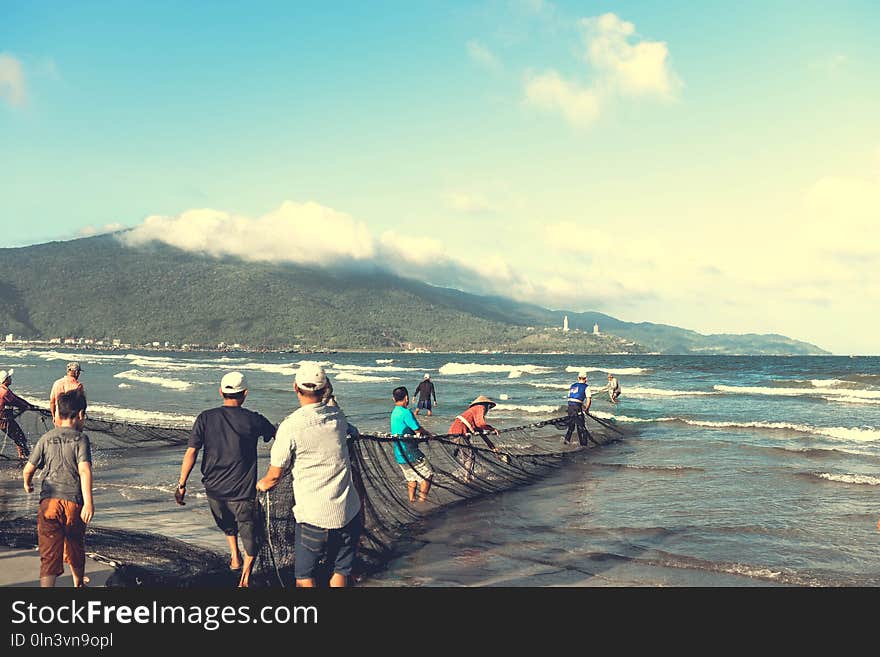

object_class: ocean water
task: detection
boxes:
[1,347,878,586]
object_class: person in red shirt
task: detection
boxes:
[50,362,85,424]
[448,395,501,482]
[0,368,37,459]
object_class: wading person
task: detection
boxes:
[22,388,93,587]
[176,372,276,588]
[564,370,592,446]
[413,373,437,416]
[598,373,621,404]
[390,386,435,502]
[0,368,36,459]
[257,363,362,588]
[449,395,500,482]
[49,362,85,425]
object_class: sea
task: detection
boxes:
[1,346,878,587]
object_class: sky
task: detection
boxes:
[2,1,879,354]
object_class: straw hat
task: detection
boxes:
[469,395,496,409]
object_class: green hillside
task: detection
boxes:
[0,235,828,355]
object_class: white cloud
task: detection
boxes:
[467,40,502,72]
[121,201,376,266]
[78,223,125,237]
[580,13,681,99]
[0,53,26,107]
[446,191,495,214]
[524,70,601,127]
[523,13,680,127]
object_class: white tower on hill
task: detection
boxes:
[593,323,600,335]
[563,315,569,332]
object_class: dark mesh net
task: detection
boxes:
[1,405,626,586]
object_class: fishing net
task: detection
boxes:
[0,405,626,586]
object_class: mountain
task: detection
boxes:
[0,235,828,355]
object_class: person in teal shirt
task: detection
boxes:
[390,386,435,502]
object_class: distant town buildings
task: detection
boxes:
[5,334,13,343]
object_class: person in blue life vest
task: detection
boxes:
[564,370,592,446]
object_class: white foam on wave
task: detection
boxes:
[237,362,298,376]
[591,411,674,423]
[815,473,880,486]
[508,370,523,379]
[494,403,562,414]
[624,386,717,397]
[330,363,421,373]
[715,384,880,401]
[375,359,394,364]
[810,378,846,387]
[113,369,193,390]
[676,418,880,442]
[88,403,195,426]
[0,348,128,364]
[333,372,399,383]
[439,362,553,376]
[821,396,880,405]
[565,366,649,375]
[117,383,131,389]
[527,382,568,390]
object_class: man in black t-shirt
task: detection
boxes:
[176,372,276,587]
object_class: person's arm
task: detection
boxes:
[583,393,592,413]
[5,390,30,410]
[22,462,36,493]
[258,422,293,491]
[48,383,57,417]
[175,447,198,505]
[261,415,278,443]
[407,410,432,438]
[431,383,437,404]
[257,465,284,492]
[78,461,94,524]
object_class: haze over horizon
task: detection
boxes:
[3,2,879,354]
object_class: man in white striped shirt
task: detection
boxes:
[257,362,362,587]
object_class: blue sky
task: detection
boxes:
[2,1,879,353]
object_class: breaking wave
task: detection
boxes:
[565,366,649,375]
[113,370,193,390]
[813,472,880,486]
[439,362,554,376]
[87,403,196,426]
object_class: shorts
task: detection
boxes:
[207,497,260,556]
[417,399,432,410]
[37,498,86,578]
[294,511,363,580]
[398,456,434,482]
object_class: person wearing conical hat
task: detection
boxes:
[1,368,36,459]
[448,395,501,482]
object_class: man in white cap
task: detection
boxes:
[176,371,276,587]
[49,362,85,424]
[1,368,36,459]
[564,370,592,446]
[413,373,437,417]
[257,362,362,588]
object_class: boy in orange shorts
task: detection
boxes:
[22,388,93,587]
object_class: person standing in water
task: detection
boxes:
[448,395,500,482]
[564,370,592,446]
[598,373,621,404]
[0,368,36,459]
[49,362,85,425]
[390,386,435,502]
[413,374,437,416]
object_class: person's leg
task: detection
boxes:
[62,501,87,587]
[294,522,326,587]
[232,500,259,587]
[208,497,242,569]
[407,480,417,502]
[576,412,589,446]
[564,407,576,443]
[9,420,29,459]
[418,476,433,501]
[37,499,65,588]
[329,513,362,587]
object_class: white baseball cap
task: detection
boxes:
[0,368,12,382]
[423,373,430,379]
[220,371,248,394]
[578,370,588,379]
[295,362,327,391]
